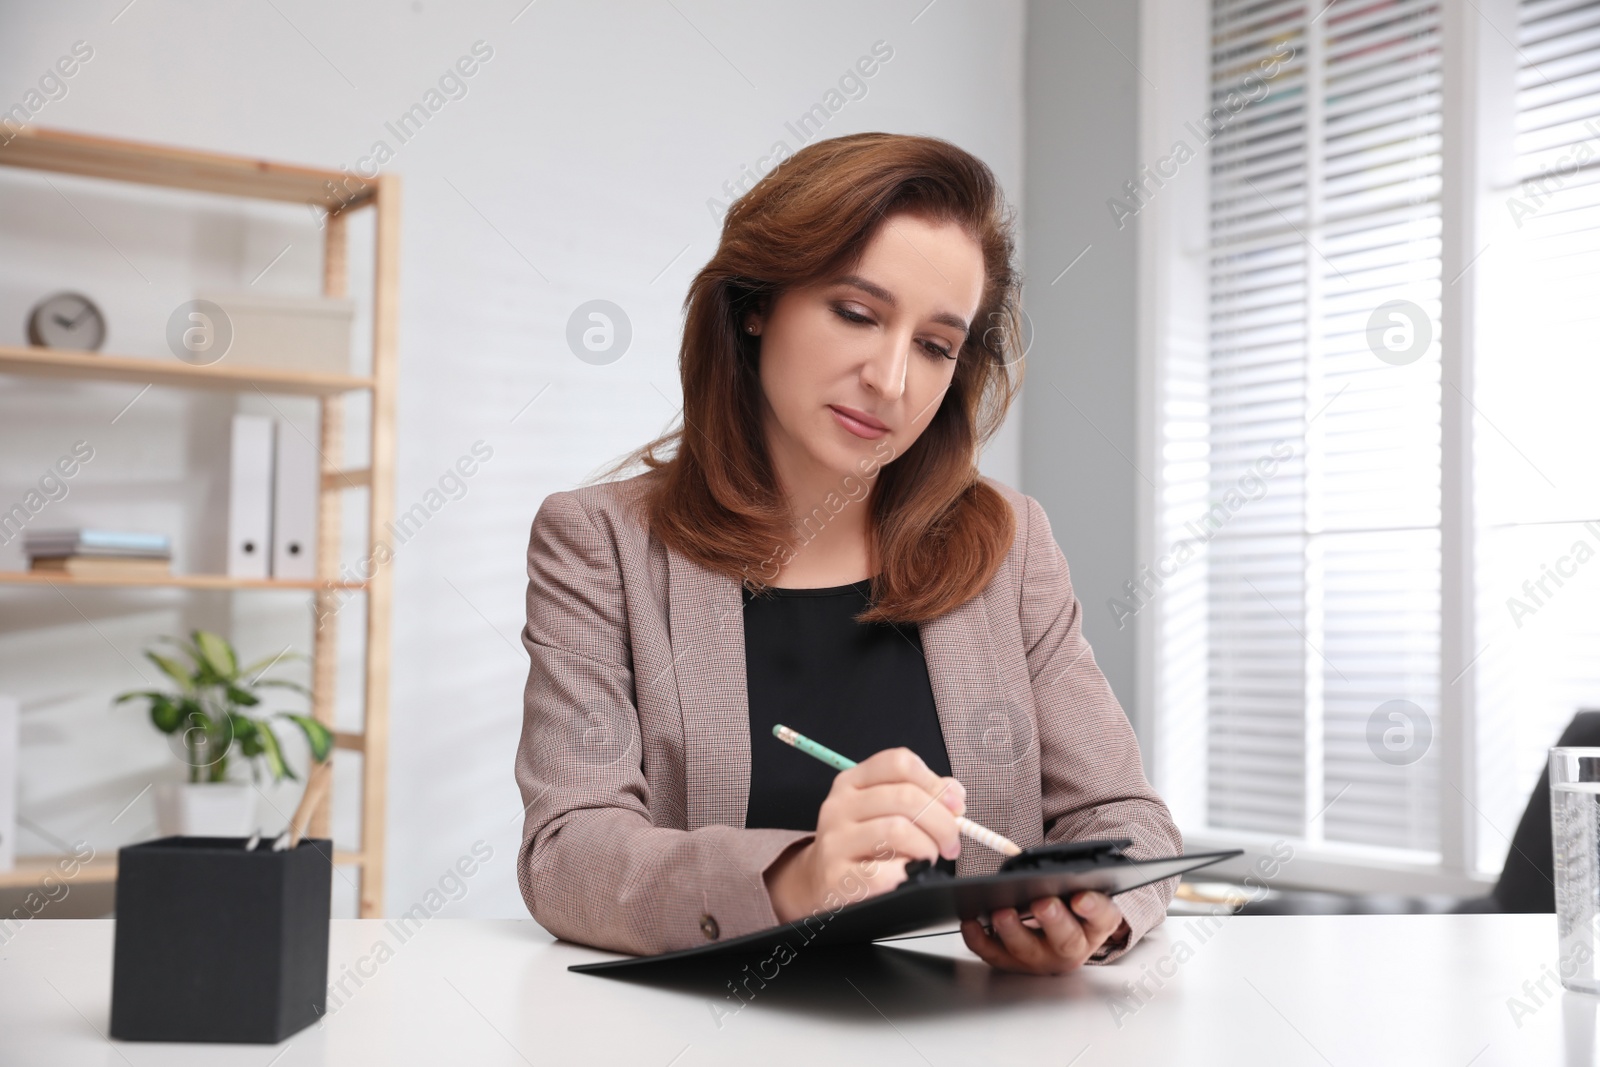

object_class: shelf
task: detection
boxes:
[0,125,373,211]
[332,730,369,752]
[0,852,117,890]
[0,572,367,591]
[0,345,372,397]
[0,849,366,890]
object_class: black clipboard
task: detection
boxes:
[569,839,1242,974]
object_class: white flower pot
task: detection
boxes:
[152,782,256,837]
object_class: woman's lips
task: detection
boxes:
[829,405,889,440]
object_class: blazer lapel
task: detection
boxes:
[918,594,1024,873]
[667,547,752,831]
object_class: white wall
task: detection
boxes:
[0,0,1024,919]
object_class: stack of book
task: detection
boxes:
[25,529,172,578]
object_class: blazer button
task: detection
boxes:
[699,913,720,941]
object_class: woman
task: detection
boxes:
[515,132,1182,975]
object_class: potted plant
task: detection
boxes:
[115,629,332,837]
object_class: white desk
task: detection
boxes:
[0,914,1588,1065]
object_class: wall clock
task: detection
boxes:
[27,291,107,351]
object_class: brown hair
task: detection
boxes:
[592,132,1025,624]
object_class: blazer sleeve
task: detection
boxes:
[1018,493,1184,964]
[514,490,814,956]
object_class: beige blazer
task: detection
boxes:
[515,471,1183,962]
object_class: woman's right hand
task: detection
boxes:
[764,746,966,923]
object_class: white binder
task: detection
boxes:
[0,695,17,871]
[271,423,319,580]
[227,414,275,579]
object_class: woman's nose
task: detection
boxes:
[860,332,910,402]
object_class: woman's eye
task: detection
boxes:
[834,306,956,360]
[833,306,871,325]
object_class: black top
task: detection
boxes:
[742,576,957,875]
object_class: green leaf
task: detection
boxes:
[279,714,334,762]
[145,651,196,693]
[224,684,261,708]
[254,719,293,782]
[113,690,166,705]
[149,697,183,733]
[191,630,238,683]
[229,714,263,757]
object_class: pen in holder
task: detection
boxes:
[110,762,335,1044]
[272,759,332,851]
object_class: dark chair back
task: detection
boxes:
[1493,709,1600,913]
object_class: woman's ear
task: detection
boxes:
[748,292,776,336]
[744,295,769,336]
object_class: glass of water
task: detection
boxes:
[1551,747,1600,993]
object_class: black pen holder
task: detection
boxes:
[110,835,333,1043]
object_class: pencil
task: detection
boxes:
[771,723,1022,857]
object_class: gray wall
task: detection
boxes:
[1022,0,1143,732]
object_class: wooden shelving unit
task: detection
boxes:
[0,126,399,916]
[0,343,375,396]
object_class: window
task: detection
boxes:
[1473,0,1600,873]
[1206,0,1443,851]
[1148,0,1600,886]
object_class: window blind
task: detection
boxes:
[1474,0,1600,873]
[1196,0,1443,848]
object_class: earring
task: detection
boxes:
[746,323,758,334]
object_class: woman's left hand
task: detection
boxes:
[959,890,1126,974]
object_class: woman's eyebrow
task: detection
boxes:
[829,274,971,336]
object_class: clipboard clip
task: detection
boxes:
[997,837,1134,873]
